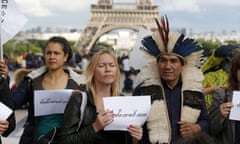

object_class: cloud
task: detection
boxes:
[15,0,93,17]
[14,0,239,33]
[15,0,52,16]
[15,0,240,17]
[155,0,201,12]
[154,0,240,13]
[199,0,240,6]
[40,0,92,11]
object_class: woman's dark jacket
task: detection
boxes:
[209,88,235,144]
[0,77,16,144]
[60,87,133,144]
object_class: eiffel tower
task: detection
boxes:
[77,0,159,53]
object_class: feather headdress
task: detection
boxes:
[141,15,202,61]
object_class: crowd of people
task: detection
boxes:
[0,16,240,144]
[5,51,43,71]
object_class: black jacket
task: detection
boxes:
[0,77,16,144]
[60,87,133,144]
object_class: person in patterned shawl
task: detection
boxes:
[131,15,209,144]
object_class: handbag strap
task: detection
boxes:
[76,91,87,132]
[48,127,57,144]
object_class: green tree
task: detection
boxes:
[225,40,240,46]
[196,39,221,55]
[3,40,15,57]
[95,42,113,49]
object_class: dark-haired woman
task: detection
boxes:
[11,36,83,144]
[209,51,240,144]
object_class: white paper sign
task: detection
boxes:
[103,96,151,131]
[229,91,240,121]
[34,89,73,116]
[0,102,13,120]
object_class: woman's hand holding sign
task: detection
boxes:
[93,109,114,132]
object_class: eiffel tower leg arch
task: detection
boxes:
[78,24,151,54]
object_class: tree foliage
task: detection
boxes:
[3,39,77,58]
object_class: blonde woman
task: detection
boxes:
[61,49,143,144]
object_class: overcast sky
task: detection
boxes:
[15,0,240,33]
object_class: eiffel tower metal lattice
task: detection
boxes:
[76,0,159,53]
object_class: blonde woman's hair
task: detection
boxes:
[85,49,120,103]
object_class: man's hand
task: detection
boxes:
[178,121,201,137]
